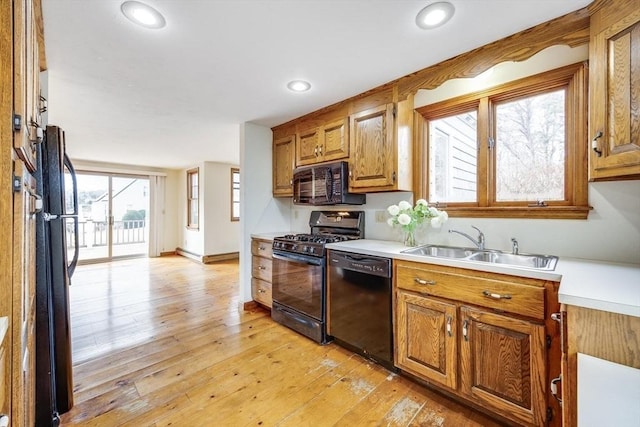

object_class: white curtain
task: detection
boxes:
[148,175,166,257]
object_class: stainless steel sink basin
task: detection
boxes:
[401,245,476,259]
[467,251,558,270]
[401,245,558,271]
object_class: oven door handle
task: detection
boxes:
[273,252,323,266]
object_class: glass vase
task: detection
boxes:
[403,230,416,247]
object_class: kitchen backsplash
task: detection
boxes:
[289,181,640,265]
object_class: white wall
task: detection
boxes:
[203,161,240,255]
[239,123,291,303]
[177,161,240,257]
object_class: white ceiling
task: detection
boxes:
[42,0,592,170]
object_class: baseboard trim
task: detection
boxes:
[176,247,201,262]
[243,301,260,311]
[160,250,177,257]
[202,252,239,264]
[176,248,239,264]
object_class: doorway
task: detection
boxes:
[67,171,150,263]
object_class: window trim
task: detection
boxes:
[230,167,240,222]
[186,167,199,229]
[415,62,590,219]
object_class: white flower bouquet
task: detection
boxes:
[387,199,448,245]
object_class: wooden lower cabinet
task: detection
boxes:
[396,291,457,389]
[460,306,546,426]
[561,305,640,427]
[394,260,559,426]
[250,238,273,308]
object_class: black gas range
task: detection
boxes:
[271,211,364,343]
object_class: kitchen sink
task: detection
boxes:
[401,245,558,271]
[466,251,558,270]
[401,245,476,259]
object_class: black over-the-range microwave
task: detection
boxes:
[292,161,366,205]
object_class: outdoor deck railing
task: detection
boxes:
[67,220,147,248]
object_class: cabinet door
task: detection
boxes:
[320,118,349,162]
[396,290,457,390]
[460,306,546,427]
[251,278,272,308]
[12,161,37,427]
[296,127,320,166]
[0,318,9,424]
[349,104,395,191]
[273,135,295,197]
[589,5,640,180]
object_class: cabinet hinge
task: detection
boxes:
[392,105,397,118]
[12,174,22,192]
[13,113,22,131]
[546,334,552,349]
[488,136,495,150]
[547,407,553,423]
[392,171,396,183]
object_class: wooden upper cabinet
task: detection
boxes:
[273,135,295,197]
[459,306,546,427]
[349,104,395,190]
[295,118,349,167]
[348,100,413,193]
[296,128,320,166]
[589,0,640,180]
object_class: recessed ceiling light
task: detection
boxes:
[287,80,311,92]
[121,1,166,29]
[416,2,455,29]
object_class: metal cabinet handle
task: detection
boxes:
[258,245,266,251]
[314,146,319,156]
[318,145,323,154]
[592,131,603,157]
[414,278,435,286]
[258,288,266,294]
[446,316,452,337]
[482,290,511,300]
[551,375,562,405]
[257,266,266,270]
[462,320,469,341]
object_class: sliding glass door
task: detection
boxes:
[69,171,150,263]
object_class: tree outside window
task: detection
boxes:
[417,63,589,219]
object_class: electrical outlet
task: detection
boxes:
[375,210,387,223]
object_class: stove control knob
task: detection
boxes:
[308,247,315,254]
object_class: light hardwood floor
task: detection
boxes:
[60,256,504,426]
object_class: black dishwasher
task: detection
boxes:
[327,250,395,371]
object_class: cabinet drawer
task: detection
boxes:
[251,239,273,259]
[252,255,272,282]
[252,277,272,308]
[395,261,545,320]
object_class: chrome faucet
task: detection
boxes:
[511,237,519,255]
[449,226,485,250]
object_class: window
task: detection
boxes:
[416,63,590,219]
[186,168,199,229]
[231,168,240,221]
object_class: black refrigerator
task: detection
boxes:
[35,125,79,426]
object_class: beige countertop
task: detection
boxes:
[326,239,640,318]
